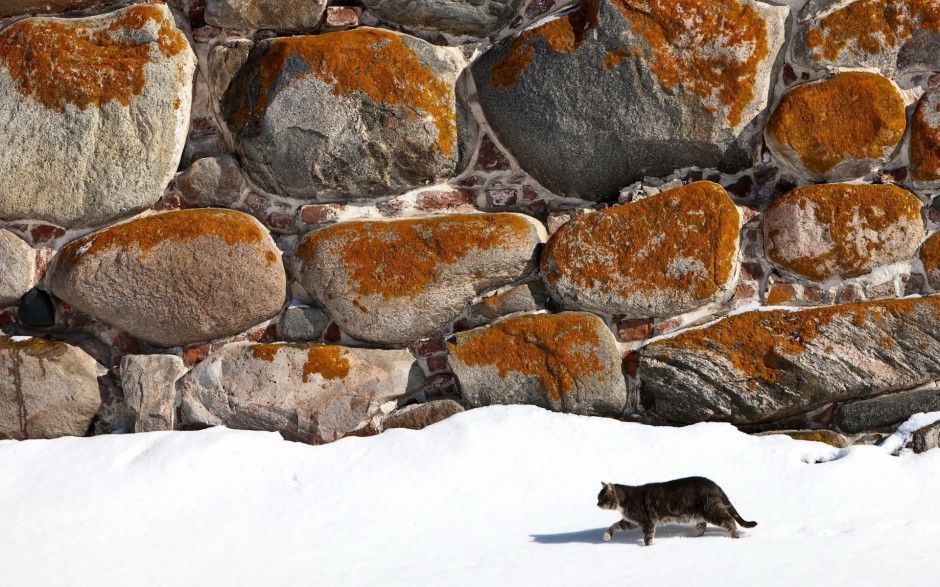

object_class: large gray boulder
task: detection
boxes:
[205,0,327,31]
[180,342,418,443]
[837,385,940,433]
[0,230,36,307]
[0,5,195,227]
[362,0,526,37]
[48,209,286,348]
[640,296,940,425]
[0,336,104,440]
[792,0,940,76]
[0,0,106,17]
[471,0,787,200]
[541,182,740,317]
[121,354,188,433]
[222,28,462,201]
[448,312,627,416]
[295,213,546,345]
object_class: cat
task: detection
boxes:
[597,476,757,546]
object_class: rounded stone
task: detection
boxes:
[0,0,107,17]
[0,229,36,307]
[471,0,787,200]
[541,182,740,318]
[765,72,906,181]
[0,336,105,440]
[0,5,196,227]
[763,183,924,282]
[222,28,462,201]
[295,213,546,345]
[917,232,940,290]
[205,0,327,31]
[179,342,417,443]
[910,85,940,183]
[447,311,627,417]
[793,0,940,76]
[362,0,526,37]
[48,209,286,348]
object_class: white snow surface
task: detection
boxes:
[2,405,940,586]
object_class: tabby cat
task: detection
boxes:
[597,476,757,546]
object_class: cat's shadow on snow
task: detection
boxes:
[531,525,732,546]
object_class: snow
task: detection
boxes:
[2,405,940,586]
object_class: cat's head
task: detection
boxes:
[597,482,618,510]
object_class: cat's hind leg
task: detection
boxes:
[642,522,656,546]
[603,519,637,541]
[694,522,707,537]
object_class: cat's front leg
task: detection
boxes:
[602,519,636,541]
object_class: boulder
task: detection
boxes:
[542,182,740,317]
[911,85,940,183]
[176,155,246,208]
[0,0,107,17]
[205,0,327,31]
[279,305,330,342]
[179,342,417,443]
[48,209,286,348]
[640,296,940,425]
[0,230,36,307]
[765,72,906,181]
[763,183,924,282]
[121,354,187,433]
[0,336,104,440]
[448,312,627,416]
[222,28,462,201]
[295,213,546,345]
[912,420,940,454]
[471,0,787,200]
[837,385,940,433]
[0,5,195,227]
[381,399,465,431]
[362,0,526,37]
[207,39,253,100]
[793,0,940,76]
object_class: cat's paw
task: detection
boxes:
[602,532,612,541]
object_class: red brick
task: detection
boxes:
[740,261,765,280]
[411,337,446,357]
[425,354,448,373]
[475,135,511,172]
[654,317,683,335]
[616,318,653,342]
[183,344,210,366]
[300,204,343,225]
[623,351,641,378]
[113,334,143,355]
[30,224,65,244]
[415,190,475,211]
[266,212,295,231]
[324,322,342,343]
[734,284,757,300]
[325,6,359,28]
[486,189,518,207]
[902,273,927,295]
[837,283,863,303]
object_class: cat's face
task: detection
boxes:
[597,483,618,510]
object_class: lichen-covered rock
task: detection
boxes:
[765,72,906,181]
[176,155,245,208]
[295,213,546,345]
[381,399,465,431]
[179,342,417,443]
[917,232,940,290]
[448,312,627,416]
[640,296,940,425]
[0,230,36,307]
[763,183,924,282]
[0,336,104,440]
[465,282,549,328]
[542,182,740,318]
[0,5,195,227]
[0,0,106,17]
[48,210,286,348]
[837,385,940,433]
[471,0,787,200]
[755,429,849,448]
[205,0,327,31]
[910,85,940,183]
[222,28,462,201]
[793,0,940,75]
[362,0,525,37]
[121,354,187,433]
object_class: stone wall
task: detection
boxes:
[3,0,940,443]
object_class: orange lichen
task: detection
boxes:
[250,343,350,382]
[56,210,268,270]
[298,214,535,300]
[0,335,68,359]
[234,29,456,158]
[766,284,795,305]
[649,296,937,384]
[490,0,599,89]
[603,49,628,69]
[448,313,608,401]
[541,182,739,301]
[765,183,924,281]
[766,72,906,175]
[803,0,940,63]
[0,5,186,112]
[610,0,769,127]
[919,232,940,271]
[911,92,940,182]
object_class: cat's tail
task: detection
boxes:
[723,496,757,527]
